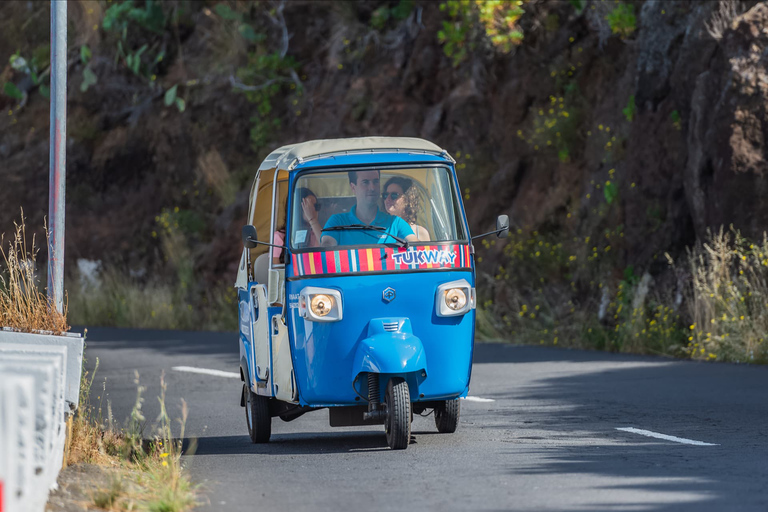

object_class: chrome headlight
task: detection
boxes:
[445,288,467,310]
[299,287,343,322]
[436,279,475,317]
[310,294,333,316]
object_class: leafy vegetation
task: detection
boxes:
[235,51,301,149]
[96,0,189,111]
[479,198,768,364]
[606,2,637,39]
[370,0,414,31]
[518,63,585,163]
[569,0,586,15]
[670,109,682,130]
[213,2,303,150]
[102,0,167,79]
[437,0,527,66]
[164,84,186,112]
[2,49,50,102]
[622,94,636,122]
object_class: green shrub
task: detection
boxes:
[371,0,413,31]
[235,51,300,149]
[670,109,682,130]
[606,3,636,38]
[622,94,636,122]
[438,0,527,66]
[518,83,583,163]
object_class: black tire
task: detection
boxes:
[245,384,271,443]
[385,378,411,450]
[435,399,460,433]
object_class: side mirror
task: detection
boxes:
[496,215,510,239]
[470,214,512,241]
[242,225,258,249]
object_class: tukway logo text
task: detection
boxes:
[391,248,456,266]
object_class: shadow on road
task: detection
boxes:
[186,432,398,455]
[184,428,448,456]
[472,352,768,511]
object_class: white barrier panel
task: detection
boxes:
[0,332,83,512]
[0,374,36,512]
[0,330,84,409]
[0,346,68,512]
[0,345,67,466]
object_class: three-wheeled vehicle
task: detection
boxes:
[236,137,508,449]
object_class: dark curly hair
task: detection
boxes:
[383,176,420,225]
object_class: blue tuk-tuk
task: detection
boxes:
[236,137,508,449]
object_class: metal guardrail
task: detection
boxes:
[0,331,84,512]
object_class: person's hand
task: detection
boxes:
[302,198,318,224]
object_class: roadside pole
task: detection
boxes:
[48,0,66,314]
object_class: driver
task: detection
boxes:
[320,169,418,247]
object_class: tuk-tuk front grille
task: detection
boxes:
[383,322,399,332]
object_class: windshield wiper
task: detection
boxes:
[322,224,409,248]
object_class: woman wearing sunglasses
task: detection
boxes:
[382,177,430,241]
[274,187,322,262]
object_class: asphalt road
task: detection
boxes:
[76,327,768,511]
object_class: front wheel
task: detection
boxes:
[245,384,271,443]
[385,378,411,450]
[435,399,460,433]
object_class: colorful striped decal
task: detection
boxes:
[291,245,472,277]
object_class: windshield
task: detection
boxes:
[289,166,467,250]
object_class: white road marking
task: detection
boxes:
[172,366,240,379]
[616,427,718,446]
[461,396,495,403]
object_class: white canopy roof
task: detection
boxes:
[258,136,451,171]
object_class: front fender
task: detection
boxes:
[352,318,427,376]
[353,333,427,375]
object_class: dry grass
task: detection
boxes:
[67,264,237,331]
[67,266,198,330]
[67,365,200,511]
[68,360,126,466]
[197,149,237,206]
[137,374,199,512]
[682,227,768,363]
[0,211,69,333]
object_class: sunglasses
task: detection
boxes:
[382,192,401,200]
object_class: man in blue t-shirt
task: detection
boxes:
[321,169,417,247]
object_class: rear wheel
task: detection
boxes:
[385,378,411,450]
[245,384,271,443]
[435,399,460,433]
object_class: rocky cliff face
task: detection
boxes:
[1,0,767,308]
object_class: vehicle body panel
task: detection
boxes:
[286,270,474,406]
